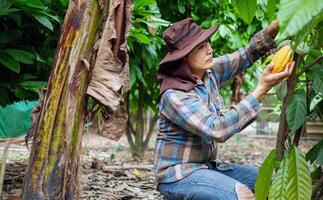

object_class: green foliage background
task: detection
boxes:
[0,0,68,106]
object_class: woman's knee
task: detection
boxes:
[159,183,239,200]
[227,164,259,191]
[184,184,239,200]
[158,169,256,200]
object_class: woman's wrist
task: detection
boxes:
[252,86,267,102]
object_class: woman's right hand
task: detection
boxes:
[252,61,295,101]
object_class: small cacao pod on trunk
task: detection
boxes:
[271,45,294,73]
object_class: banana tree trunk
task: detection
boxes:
[22,0,102,199]
[22,0,132,198]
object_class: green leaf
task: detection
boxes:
[32,14,54,31]
[59,0,69,7]
[0,29,23,44]
[19,81,47,92]
[8,13,22,25]
[317,25,323,47]
[287,146,312,200]
[308,64,323,95]
[4,49,35,64]
[142,17,170,27]
[34,51,46,63]
[266,0,279,22]
[130,31,150,44]
[277,0,323,37]
[36,10,60,23]
[218,25,231,39]
[0,54,20,73]
[309,49,323,59]
[268,156,288,200]
[134,66,148,87]
[14,87,32,99]
[310,94,323,112]
[0,0,11,8]
[286,89,307,134]
[255,149,276,200]
[19,73,38,81]
[306,139,323,165]
[293,11,323,48]
[134,0,155,10]
[130,64,137,87]
[15,0,45,9]
[0,7,19,16]
[233,0,257,24]
[178,0,186,14]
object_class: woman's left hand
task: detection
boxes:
[252,61,295,101]
[267,20,279,39]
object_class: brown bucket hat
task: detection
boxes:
[159,18,219,67]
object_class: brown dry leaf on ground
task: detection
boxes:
[1,133,319,200]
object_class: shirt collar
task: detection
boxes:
[192,69,212,85]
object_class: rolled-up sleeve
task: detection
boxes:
[160,89,260,143]
[211,27,276,88]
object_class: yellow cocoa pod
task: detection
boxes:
[271,45,294,73]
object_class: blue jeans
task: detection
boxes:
[157,163,258,200]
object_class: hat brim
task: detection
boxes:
[159,24,219,67]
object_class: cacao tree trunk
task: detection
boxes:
[275,55,299,161]
[230,74,244,104]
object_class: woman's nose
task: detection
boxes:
[206,43,213,54]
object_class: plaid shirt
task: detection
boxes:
[153,28,275,183]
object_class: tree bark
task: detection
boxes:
[230,74,244,105]
[312,175,323,200]
[135,64,144,155]
[22,0,102,199]
[22,0,132,198]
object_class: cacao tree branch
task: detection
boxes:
[134,62,145,148]
[139,62,145,144]
[126,119,136,149]
[312,175,323,200]
[230,73,244,105]
[127,118,136,135]
[296,54,323,78]
[143,114,159,152]
[125,93,136,150]
[276,54,300,161]
[125,129,136,151]
[292,124,305,146]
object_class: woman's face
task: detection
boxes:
[186,41,213,75]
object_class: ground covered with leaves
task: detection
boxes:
[1,132,319,200]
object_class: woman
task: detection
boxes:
[153,18,294,200]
